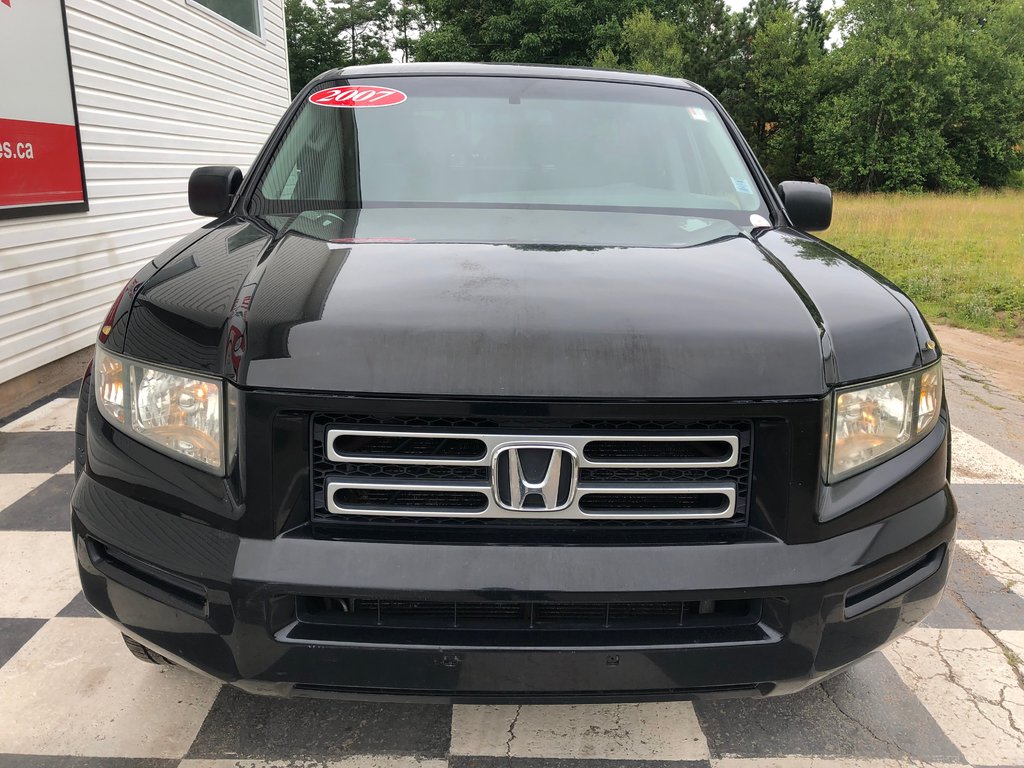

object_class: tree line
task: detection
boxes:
[285,0,1024,192]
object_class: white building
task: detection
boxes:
[0,0,291,410]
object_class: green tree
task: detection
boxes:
[415,0,644,65]
[940,0,1024,187]
[674,0,745,102]
[284,0,394,97]
[809,0,1024,191]
[592,1,742,101]
[606,8,686,76]
[393,1,429,63]
[738,1,829,180]
[285,0,348,96]
[802,0,828,52]
[332,0,393,66]
[811,0,964,190]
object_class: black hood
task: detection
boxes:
[121,216,928,400]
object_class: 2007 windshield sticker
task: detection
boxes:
[309,86,407,108]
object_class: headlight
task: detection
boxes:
[95,347,226,473]
[829,362,943,482]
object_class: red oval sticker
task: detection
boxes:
[309,85,407,109]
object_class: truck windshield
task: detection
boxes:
[253,75,769,231]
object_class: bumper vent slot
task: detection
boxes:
[845,545,946,618]
[87,539,208,618]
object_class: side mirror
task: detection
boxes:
[777,181,832,232]
[188,166,242,217]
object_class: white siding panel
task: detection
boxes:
[4,304,112,362]
[70,44,284,121]
[0,258,153,318]
[5,327,99,386]
[69,3,287,84]
[80,144,257,165]
[3,281,138,338]
[0,0,290,384]
[77,101,270,141]
[2,205,197,254]
[85,178,188,198]
[79,125,266,155]
[68,13,287,100]
[84,163,202,180]
[76,86,279,132]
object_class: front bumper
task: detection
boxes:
[71,470,955,702]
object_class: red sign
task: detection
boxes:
[0,1,87,218]
[309,86,407,109]
[0,118,84,206]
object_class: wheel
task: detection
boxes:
[121,634,175,666]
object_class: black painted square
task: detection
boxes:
[186,685,452,760]
[0,756,176,768]
[0,432,75,474]
[0,618,46,669]
[954,483,1024,541]
[948,547,1024,631]
[0,475,75,531]
[56,592,98,619]
[450,759,712,768]
[694,653,967,762]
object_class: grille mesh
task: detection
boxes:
[336,488,488,510]
[334,434,485,460]
[578,492,728,511]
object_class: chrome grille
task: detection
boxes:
[321,427,740,520]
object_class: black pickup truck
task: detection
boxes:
[72,63,955,701]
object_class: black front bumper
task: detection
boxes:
[71,378,956,701]
[72,473,954,702]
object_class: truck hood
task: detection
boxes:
[122,217,927,399]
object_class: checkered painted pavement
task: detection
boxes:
[1,377,1022,768]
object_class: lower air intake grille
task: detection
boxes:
[298,596,755,631]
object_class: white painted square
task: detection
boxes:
[994,629,1024,677]
[958,539,1024,599]
[0,531,81,618]
[885,627,1024,766]
[56,461,75,475]
[2,398,78,433]
[0,473,51,511]
[712,759,965,768]
[950,426,1024,484]
[451,702,709,760]
[179,759,448,768]
[0,617,221,758]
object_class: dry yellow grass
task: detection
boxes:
[825,191,1024,336]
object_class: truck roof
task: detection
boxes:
[317,62,703,93]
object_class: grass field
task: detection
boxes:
[826,191,1024,336]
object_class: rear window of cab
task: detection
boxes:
[254,76,768,225]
